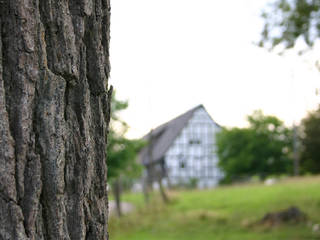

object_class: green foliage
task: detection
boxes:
[109,176,320,240]
[300,105,320,174]
[260,0,320,50]
[216,110,293,183]
[107,92,145,181]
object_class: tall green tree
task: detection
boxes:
[216,111,293,183]
[260,0,320,175]
[107,93,145,216]
[300,105,320,174]
[260,0,320,50]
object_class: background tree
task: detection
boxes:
[0,1,111,239]
[300,105,320,174]
[260,0,320,50]
[107,93,145,216]
[216,111,293,183]
[259,0,320,175]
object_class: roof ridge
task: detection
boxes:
[149,104,203,134]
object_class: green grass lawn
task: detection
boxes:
[109,176,320,240]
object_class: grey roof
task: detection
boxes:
[140,104,212,165]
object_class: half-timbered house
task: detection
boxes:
[140,105,223,188]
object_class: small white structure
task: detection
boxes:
[140,105,223,188]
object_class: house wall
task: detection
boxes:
[164,107,223,188]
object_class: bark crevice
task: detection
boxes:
[0,190,18,205]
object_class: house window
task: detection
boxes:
[177,153,186,169]
[180,161,186,169]
[189,139,201,145]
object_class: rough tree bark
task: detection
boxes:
[0,0,111,239]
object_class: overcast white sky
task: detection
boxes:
[109,0,320,138]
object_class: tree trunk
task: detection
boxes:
[112,178,122,217]
[142,176,150,204]
[0,1,111,239]
[158,178,169,204]
[293,124,300,176]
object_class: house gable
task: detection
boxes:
[140,105,203,165]
[164,107,222,187]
